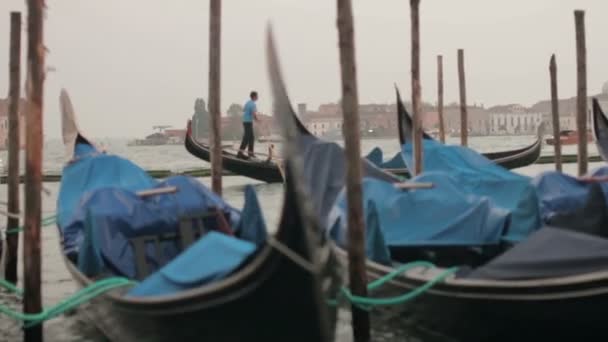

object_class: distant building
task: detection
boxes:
[0,98,26,150]
[488,104,543,135]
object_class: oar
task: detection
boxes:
[394,182,434,190]
[136,186,178,197]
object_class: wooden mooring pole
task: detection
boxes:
[437,55,445,143]
[410,0,423,175]
[549,54,562,172]
[24,0,45,340]
[208,0,222,195]
[574,10,588,176]
[5,11,22,284]
[336,0,370,340]
[458,49,468,146]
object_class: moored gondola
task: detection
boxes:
[266,28,608,341]
[56,89,341,342]
[592,98,608,162]
[395,88,544,170]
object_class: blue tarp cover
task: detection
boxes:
[57,143,272,289]
[331,175,511,252]
[401,140,541,242]
[127,231,256,297]
[57,143,157,254]
[68,175,242,278]
[365,147,406,169]
[533,166,608,223]
[329,200,392,264]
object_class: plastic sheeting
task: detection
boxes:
[298,135,399,231]
[401,140,541,242]
[127,231,256,297]
[70,175,242,277]
[331,176,511,250]
[533,166,608,223]
[463,227,608,280]
[57,143,157,250]
[329,200,392,264]
[364,147,406,169]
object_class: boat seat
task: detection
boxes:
[131,207,233,280]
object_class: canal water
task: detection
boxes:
[0,135,602,341]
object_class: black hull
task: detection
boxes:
[334,245,608,341]
[184,121,283,183]
[61,166,340,342]
[396,88,543,170]
[592,98,608,163]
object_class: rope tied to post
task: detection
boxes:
[0,276,136,327]
[327,261,458,311]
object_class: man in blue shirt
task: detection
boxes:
[237,91,259,159]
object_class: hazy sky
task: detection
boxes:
[1,0,607,139]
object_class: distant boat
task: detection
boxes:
[546,129,593,146]
[128,126,186,146]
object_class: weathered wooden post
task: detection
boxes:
[24,0,45,340]
[336,0,370,340]
[410,0,423,175]
[437,54,445,143]
[5,11,22,284]
[458,49,468,146]
[574,10,588,176]
[208,0,222,195]
[549,54,562,172]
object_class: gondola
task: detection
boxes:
[394,90,544,170]
[592,98,608,162]
[184,123,284,183]
[266,28,608,341]
[56,89,340,342]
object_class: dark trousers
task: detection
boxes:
[238,122,254,154]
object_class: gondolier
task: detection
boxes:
[237,91,259,159]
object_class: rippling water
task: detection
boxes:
[0,136,603,341]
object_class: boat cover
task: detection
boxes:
[463,226,608,280]
[365,147,383,166]
[298,135,399,230]
[127,231,257,297]
[401,140,541,242]
[57,142,157,249]
[533,166,608,223]
[234,185,268,245]
[365,148,406,169]
[330,176,511,252]
[329,200,392,264]
[70,175,244,277]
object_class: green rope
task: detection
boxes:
[328,261,458,311]
[0,277,136,327]
[5,214,57,234]
[0,278,23,297]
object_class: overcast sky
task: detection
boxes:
[1,0,607,138]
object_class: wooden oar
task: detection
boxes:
[394,182,434,190]
[136,186,178,197]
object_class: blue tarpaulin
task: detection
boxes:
[401,140,541,242]
[329,200,392,264]
[331,175,511,253]
[365,147,406,169]
[533,166,608,223]
[57,142,267,294]
[67,175,242,278]
[127,231,256,297]
[57,143,157,252]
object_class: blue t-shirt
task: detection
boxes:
[243,100,257,123]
